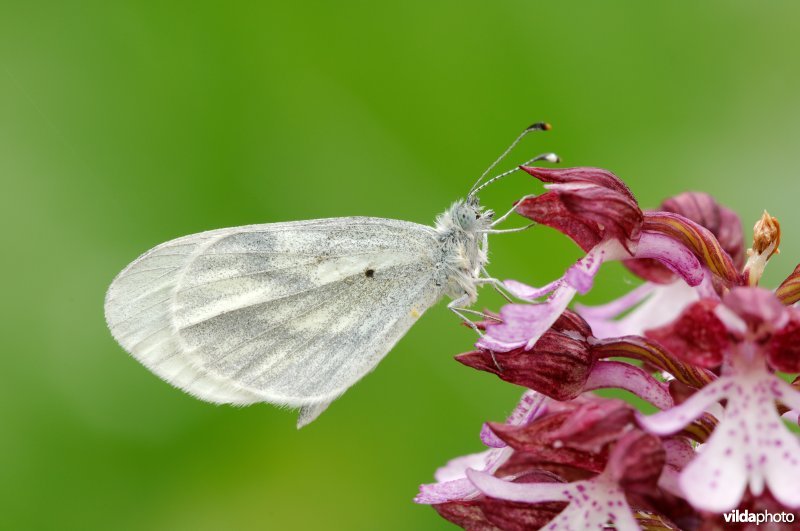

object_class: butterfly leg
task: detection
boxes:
[448,294,484,336]
[477,275,541,304]
[448,295,504,372]
[478,267,513,303]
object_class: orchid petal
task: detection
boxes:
[723,286,790,334]
[480,424,507,449]
[637,376,729,435]
[679,372,800,512]
[766,316,800,372]
[643,211,739,285]
[564,244,607,294]
[517,166,642,253]
[575,282,656,320]
[776,263,800,306]
[663,438,696,469]
[487,418,613,473]
[505,390,548,425]
[771,377,800,415]
[416,447,513,504]
[543,398,635,455]
[430,501,493,530]
[504,278,562,301]
[578,280,700,339]
[678,417,749,513]
[679,412,720,444]
[434,450,495,483]
[546,485,639,531]
[515,191,603,252]
[593,335,715,390]
[623,257,679,285]
[466,469,570,504]
[660,191,745,269]
[460,329,594,401]
[606,431,666,493]
[521,166,636,199]
[659,438,694,497]
[585,360,673,410]
[478,285,577,352]
[762,418,800,508]
[418,393,553,504]
[645,299,729,369]
[416,478,481,505]
[481,392,548,448]
[634,231,705,287]
[482,243,612,351]
[478,491,567,530]
[657,466,683,499]
[713,303,748,335]
[469,470,639,531]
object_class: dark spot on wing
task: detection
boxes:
[365,268,375,278]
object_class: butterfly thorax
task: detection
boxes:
[434,199,493,303]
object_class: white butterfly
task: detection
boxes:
[104,125,557,427]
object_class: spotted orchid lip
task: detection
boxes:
[462,425,664,530]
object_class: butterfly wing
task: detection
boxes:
[104,218,443,425]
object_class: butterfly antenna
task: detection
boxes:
[469,152,560,198]
[468,122,552,196]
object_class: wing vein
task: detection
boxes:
[105,268,181,305]
[176,273,364,330]
[199,280,357,386]
[233,280,363,383]
[114,265,180,276]
[110,296,172,326]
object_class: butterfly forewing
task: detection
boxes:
[105,218,444,410]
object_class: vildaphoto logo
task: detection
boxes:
[723,509,795,524]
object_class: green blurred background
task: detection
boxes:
[2,1,800,530]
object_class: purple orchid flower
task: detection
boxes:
[415,390,548,505]
[476,168,733,353]
[579,191,745,339]
[466,430,663,531]
[419,162,800,529]
[638,288,800,512]
[420,394,687,530]
[457,308,716,410]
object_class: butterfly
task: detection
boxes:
[104,123,556,427]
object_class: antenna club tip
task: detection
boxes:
[526,121,552,132]
[544,153,560,163]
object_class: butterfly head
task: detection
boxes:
[438,198,494,235]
